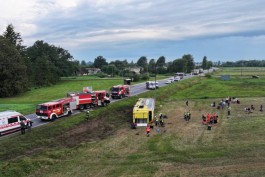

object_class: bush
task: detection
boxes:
[132,74,140,82]
[141,73,150,80]
[96,73,108,78]
[205,73,212,78]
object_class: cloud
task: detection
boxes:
[1,0,265,60]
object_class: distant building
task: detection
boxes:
[126,67,142,74]
[85,68,101,75]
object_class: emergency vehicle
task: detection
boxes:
[36,97,76,121]
[67,87,110,109]
[0,110,31,136]
[132,98,155,126]
[110,85,130,99]
[175,72,184,79]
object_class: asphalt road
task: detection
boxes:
[1,71,204,139]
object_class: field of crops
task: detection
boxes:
[0,67,265,177]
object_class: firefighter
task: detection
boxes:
[187,110,191,121]
[86,110,90,121]
[227,106,231,116]
[186,100,189,106]
[155,116,159,126]
[202,114,206,124]
[160,118,164,127]
[26,120,33,132]
[20,121,26,135]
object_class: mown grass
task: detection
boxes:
[0,79,123,114]
[1,67,265,177]
[0,75,169,114]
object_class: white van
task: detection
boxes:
[0,110,31,136]
[146,81,155,90]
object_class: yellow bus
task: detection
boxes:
[133,98,155,126]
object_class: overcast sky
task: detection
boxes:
[1,0,265,62]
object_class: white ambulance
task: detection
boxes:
[0,110,31,136]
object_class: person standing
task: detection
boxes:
[186,100,189,106]
[27,120,33,132]
[86,110,90,121]
[260,104,263,112]
[20,121,26,135]
[146,126,151,137]
[228,106,231,116]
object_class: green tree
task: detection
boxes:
[202,56,208,69]
[27,40,75,86]
[148,59,156,73]
[136,56,148,72]
[93,56,108,69]
[81,60,87,66]
[0,36,28,97]
[156,56,166,67]
[182,54,195,73]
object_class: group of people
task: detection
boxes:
[183,110,191,121]
[212,97,240,110]
[155,113,165,127]
[20,120,33,135]
[202,113,218,130]
[244,104,263,114]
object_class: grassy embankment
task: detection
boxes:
[0,75,168,114]
[1,68,265,176]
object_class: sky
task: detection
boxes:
[1,0,265,63]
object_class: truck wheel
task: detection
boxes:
[0,132,2,137]
[67,111,72,116]
[52,115,57,121]
[79,104,84,110]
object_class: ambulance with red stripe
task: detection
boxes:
[0,110,31,136]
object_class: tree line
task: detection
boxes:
[0,24,79,97]
[0,24,212,97]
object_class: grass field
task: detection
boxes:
[0,75,168,114]
[0,67,265,177]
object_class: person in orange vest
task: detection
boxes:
[146,126,151,137]
[206,113,211,123]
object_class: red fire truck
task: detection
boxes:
[36,97,76,121]
[67,87,110,109]
[110,85,130,99]
[68,90,110,109]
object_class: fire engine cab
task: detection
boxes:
[36,97,76,121]
[111,85,130,99]
[0,110,31,136]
